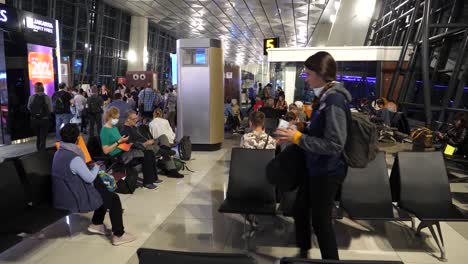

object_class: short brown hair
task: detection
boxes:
[249,111,265,128]
[104,106,120,122]
[284,111,297,122]
[34,82,44,93]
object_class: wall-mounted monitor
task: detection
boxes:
[27,43,55,96]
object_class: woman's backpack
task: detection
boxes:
[178,136,192,161]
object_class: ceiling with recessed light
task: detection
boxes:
[104,0,331,64]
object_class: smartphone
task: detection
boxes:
[278,119,289,129]
[121,134,128,138]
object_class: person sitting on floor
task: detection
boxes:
[240,111,276,150]
[122,110,183,179]
[52,123,136,246]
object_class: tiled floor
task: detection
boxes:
[1,136,468,264]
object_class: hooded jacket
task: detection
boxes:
[297,83,352,178]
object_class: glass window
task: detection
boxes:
[182,48,208,65]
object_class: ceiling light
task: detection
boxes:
[127,50,137,62]
[330,14,336,23]
[335,1,340,10]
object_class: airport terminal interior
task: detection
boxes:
[0,0,468,263]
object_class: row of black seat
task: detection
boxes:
[0,149,69,253]
[218,148,468,261]
[137,248,403,264]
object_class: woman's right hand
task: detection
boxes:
[119,135,129,143]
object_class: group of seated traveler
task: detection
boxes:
[51,107,183,246]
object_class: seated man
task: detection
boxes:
[240,111,276,150]
[372,98,391,126]
[121,111,183,178]
[436,112,468,155]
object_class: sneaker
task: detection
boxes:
[167,169,184,178]
[87,224,109,235]
[112,232,137,246]
[154,179,163,184]
[143,183,157,189]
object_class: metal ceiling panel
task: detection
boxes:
[104,0,330,64]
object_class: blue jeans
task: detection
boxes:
[55,113,73,140]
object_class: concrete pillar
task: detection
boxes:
[327,0,376,46]
[310,23,332,47]
[128,16,148,71]
[284,65,296,105]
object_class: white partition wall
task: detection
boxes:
[177,39,224,150]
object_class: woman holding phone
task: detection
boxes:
[100,107,157,189]
[275,51,351,260]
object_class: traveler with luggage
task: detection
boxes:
[274,51,351,260]
[86,85,104,137]
[52,83,74,141]
[27,82,52,150]
[52,123,136,246]
[100,107,157,189]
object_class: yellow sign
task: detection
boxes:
[444,144,456,156]
[264,37,279,55]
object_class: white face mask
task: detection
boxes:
[111,118,119,126]
[312,86,324,97]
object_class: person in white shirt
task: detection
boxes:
[149,108,176,144]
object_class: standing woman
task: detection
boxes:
[28,82,52,150]
[275,51,351,260]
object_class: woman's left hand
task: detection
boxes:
[275,127,298,143]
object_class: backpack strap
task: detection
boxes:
[263,135,270,149]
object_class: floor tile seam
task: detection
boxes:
[133,149,229,259]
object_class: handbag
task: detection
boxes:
[98,170,117,192]
[266,144,305,192]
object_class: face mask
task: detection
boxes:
[312,87,324,97]
[111,118,119,126]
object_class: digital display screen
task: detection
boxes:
[27,43,55,96]
[195,49,206,64]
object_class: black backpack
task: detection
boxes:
[114,167,138,194]
[87,95,102,113]
[53,92,66,113]
[30,95,50,119]
[178,136,192,161]
[343,112,378,168]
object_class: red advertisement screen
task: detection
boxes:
[27,44,55,96]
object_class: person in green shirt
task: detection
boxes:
[100,107,157,189]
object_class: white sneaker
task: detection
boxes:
[112,232,137,246]
[87,224,109,235]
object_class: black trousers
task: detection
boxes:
[88,113,102,137]
[31,118,49,151]
[293,174,345,260]
[92,178,124,236]
[142,150,158,183]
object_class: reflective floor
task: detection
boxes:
[1,136,468,264]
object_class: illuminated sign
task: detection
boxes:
[25,16,54,34]
[27,44,55,96]
[0,4,20,32]
[263,37,279,55]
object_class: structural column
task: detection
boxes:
[327,0,376,46]
[128,16,148,71]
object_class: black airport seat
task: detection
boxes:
[391,151,468,261]
[87,136,118,166]
[137,248,257,264]
[219,148,276,215]
[0,161,65,234]
[17,151,69,232]
[280,257,403,264]
[278,190,343,219]
[341,152,410,221]
[0,234,22,254]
